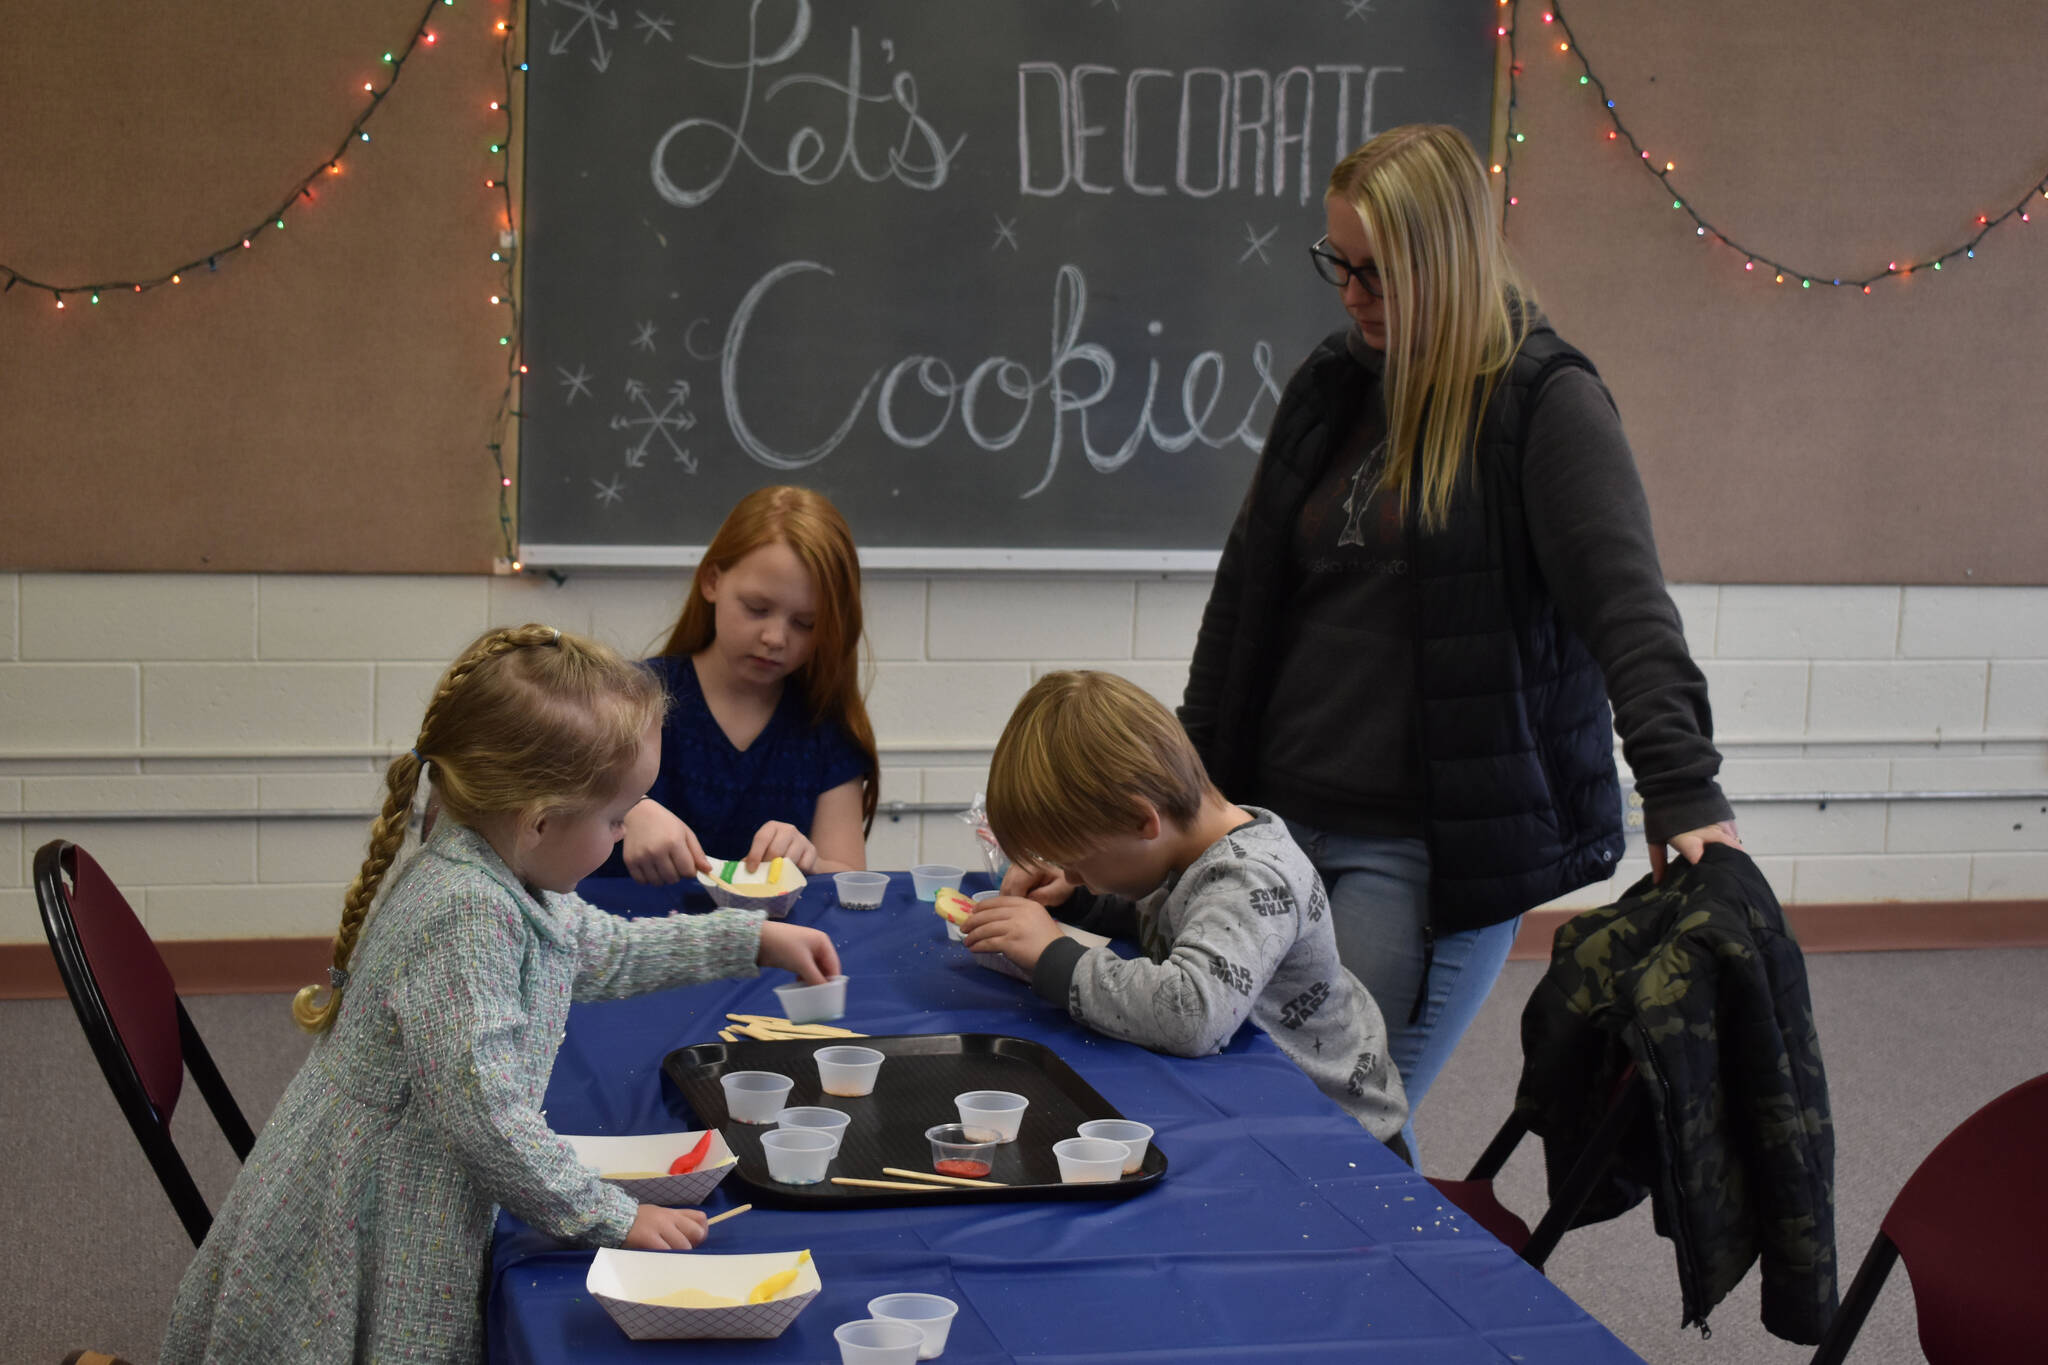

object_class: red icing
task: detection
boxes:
[934,1159,991,1178]
[669,1131,715,1174]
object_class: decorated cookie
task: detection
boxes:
[933,886,975,927]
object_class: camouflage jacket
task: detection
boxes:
[1514,845,1836,1344]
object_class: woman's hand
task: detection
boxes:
[1001,862,1078,908]
[757,921,841,984]
[624,1204,709,1250]
[963,896,1064,972]
[1649,821,1742,883]
[622,800,712,886]
[745,820,817,873]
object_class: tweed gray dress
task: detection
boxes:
[160,822,765,1364]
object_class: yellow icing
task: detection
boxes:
[744,1250,813,1304]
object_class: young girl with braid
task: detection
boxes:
[160,625,838,1365]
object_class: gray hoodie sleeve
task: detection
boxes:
[1051,862,1302,1060]
[1522,367,1734,843]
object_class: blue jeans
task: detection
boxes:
[1283,820,1520,1166]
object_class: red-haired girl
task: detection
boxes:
[604,485,879,884]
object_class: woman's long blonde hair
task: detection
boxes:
[1328,124,1536,530]
[657,485,879,833]
[292,625,665,1033]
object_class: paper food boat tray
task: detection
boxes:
[664,1032,1167,1207]
[561,1129,737,1206]
[588,1247,818,1340]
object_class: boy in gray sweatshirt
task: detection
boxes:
[964,670,1409,1154]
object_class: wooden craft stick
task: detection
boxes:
[723,1013,864,1037]
[882,1166,1008,1189]
[704,1203,752,1226]
[733,1022,866,1041]
[830,1177,946,1192]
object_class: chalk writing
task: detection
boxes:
[716,260,1283,494]
[651,0,965,208]
[1017,61,1405,201]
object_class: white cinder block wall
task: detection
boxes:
[3,573,2046,945]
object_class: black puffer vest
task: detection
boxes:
[1203,324,1625,933]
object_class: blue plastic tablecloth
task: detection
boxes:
[487,875,1642,1363]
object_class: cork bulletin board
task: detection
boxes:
[1502,0,2048,585]
[0,1,511,573]
[2,0,2045,583]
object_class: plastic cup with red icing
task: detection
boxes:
[924,1123,999,1180]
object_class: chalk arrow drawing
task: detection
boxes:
[545,0,618,72]
[610,378,698,472]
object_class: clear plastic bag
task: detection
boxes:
[958,791,1010,887]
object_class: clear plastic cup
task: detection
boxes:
[954,1090,1028,1143]
[923,1123,999,1179]
[1052,1136,1127,1184]
[1077,1119,1155,1174]
[867,1293,960,1360]
[909,864,965,901]
[834,870,890,910]
[719,1070,794,1123]
[773,974,849,1024]
[815,1045,886,1097]
[759,1127,836,1185]
[834,1319,926,1365]
[778,1106,853,1156]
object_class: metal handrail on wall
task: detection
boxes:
[9,790,2048,823]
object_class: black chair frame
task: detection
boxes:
[1447,1063,1648,1269]
[1807,1231,1900,1365]
[34,840,255,1247]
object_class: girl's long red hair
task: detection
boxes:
[659,486,878,831]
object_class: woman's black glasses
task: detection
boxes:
[1309,236,1386,298]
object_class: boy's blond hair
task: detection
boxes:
[987,671,1217,868]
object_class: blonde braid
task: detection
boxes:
[290,625,561,1033]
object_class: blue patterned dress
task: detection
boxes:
[160,823,765,1364]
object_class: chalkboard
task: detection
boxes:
[519,0,1493,568]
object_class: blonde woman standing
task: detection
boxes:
[1177,125,1739,1160]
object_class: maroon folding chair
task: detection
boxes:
[1809,1072,2048,1364]
[33,840,254,1247]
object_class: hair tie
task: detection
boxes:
[550,628,561,644]
[409,747,422,761]
[328,965,350,991]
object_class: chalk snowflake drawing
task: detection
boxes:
[544,0,619,73]
[633,10,674,43]
[612,378,697,471]
[631,320,658,352]
[556,363,595,405]
[1240,223,1279,265]
[593,473,627,506]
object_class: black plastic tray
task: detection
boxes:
[663,1033,1167,1208]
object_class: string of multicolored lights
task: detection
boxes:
[1496,0,2048,292]
[0,0,523,562]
